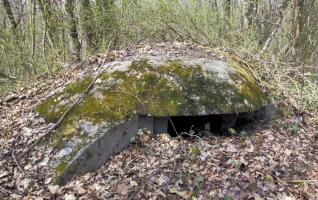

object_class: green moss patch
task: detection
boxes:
[35,57,267,176]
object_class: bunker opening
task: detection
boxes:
[139,106,267,137]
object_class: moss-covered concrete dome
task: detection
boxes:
[35,47,267,185]
[37,57,266,121]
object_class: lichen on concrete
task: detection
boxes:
[35,55,267,182]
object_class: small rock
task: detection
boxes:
[55,147,73,158]
[5,93,18,101]
[48,185,60,194]
[64,193,76,200]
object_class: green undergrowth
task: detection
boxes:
[0,82,14,98]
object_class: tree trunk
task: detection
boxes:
[290,0,302,62]
[80,0,95,55]
[2,0,18,33]
[290,0,316,63]
[258,0,291,56]
[65,0,81,60]
[38,0,58,47]
[30,0,37,74]
[243,0,258,29]
[210,0,218,10]
[290,0,313,63]
[224,0,231,17]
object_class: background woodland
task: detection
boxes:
[0,0,317,111]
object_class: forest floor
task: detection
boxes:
[0,43,318,200]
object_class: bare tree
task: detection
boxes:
[65,0,81,60]
[290,0,316,63]
[209,0,218,10]
[243,0,259,29]
[80,0,95,54]
[30,0,37,73]
[2,0,18,33]
[224,0,231,17]
[38,0,58,47]
[290,0,304,63]
[258,0,291,56]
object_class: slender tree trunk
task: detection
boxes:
[258,0,291,56]
[80,0,95,55]
[2,12,7,30]
[2,0,18,34]
[224,0,231,17]
[290,0,316,63]
[243,0,258,29]
[30,0,37,74]
[62,15,67,62]
[209,0,218,10]
[291,0,304,63]
[65,0,81,60]
[2,0,31,75]
[38,0,58,47]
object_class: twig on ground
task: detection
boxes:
[0,185,12,194]
[212,48,262,83]
[18,39,114,159]
[180,132,202,140]
[0,72,17,81]
[289,179,318,183]
[108,90,144,106]
[168,117,180,137]
[272,174,296,199]
[229,49,262,83]
[12,150,24,174]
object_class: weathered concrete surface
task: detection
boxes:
[54,115,169,185]
[35,49,269,185]
[139,115,169,134]
[54,116,140,185]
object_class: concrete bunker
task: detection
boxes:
[35,50,269,185]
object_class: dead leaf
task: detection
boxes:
[169,187,191,199]
[116,183,129,195]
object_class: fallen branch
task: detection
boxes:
[0,71,17,81]
[108,90,144,106]
[272,174,296,199]
[19,39,114,159]
[0,79,7,84]
[180,132,202,140]
[0,185,12,194]
[289,179,318,183]
[212,48,262,83]
[12,150,24,174]
[168,116,180,137]
[6,146,42,177]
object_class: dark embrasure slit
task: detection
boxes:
[167,115,223,137]
[140,106,267,137]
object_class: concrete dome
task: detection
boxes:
[35,47,268,185]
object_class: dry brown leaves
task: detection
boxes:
[0,42,318,200]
